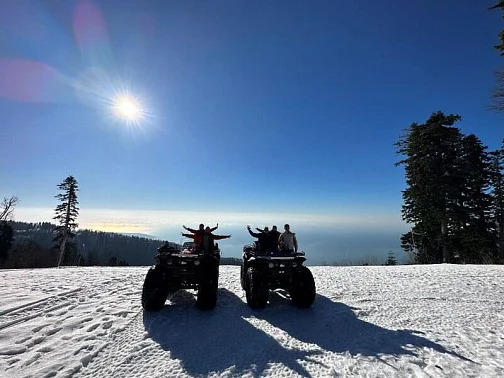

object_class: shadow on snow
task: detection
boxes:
[143,288,474,377]
[259,291,475,364]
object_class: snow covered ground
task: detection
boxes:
[0,264,503,378]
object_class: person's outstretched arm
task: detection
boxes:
[183,225,198,233]
[247,227,260,237]
[213,234,231,240]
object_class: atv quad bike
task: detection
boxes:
[141,242,220,311]
[241,243,316,309]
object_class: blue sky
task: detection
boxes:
[1,0,504,263]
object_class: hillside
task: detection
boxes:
[0,264,503,377]
[6,221,177,267]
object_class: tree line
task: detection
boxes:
[2,220,244,268]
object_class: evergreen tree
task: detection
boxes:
[395,111,464,263]
[86,249,100,266]
[489,2,504,111]
[386,251,397,266]
[0,222,14,267]
[396,112,498,264]
[450,135,496,263]
[491,2,504,54]
[53,176,79,267]
[108,256,118,266]
[490,139,504,260]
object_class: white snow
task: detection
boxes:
[1,264,503,377]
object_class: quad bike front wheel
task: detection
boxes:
[142,266,169,311]
[245,267,269,309]
[290,266,316,308]
[196,256,219,310]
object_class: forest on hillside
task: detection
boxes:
[1,221,242,269]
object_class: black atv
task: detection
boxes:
[141,242,220,311]
[240,243,316,309]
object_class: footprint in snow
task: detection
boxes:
[27,336,46,346]
[45,327,62,336]
[102,321,113,330]
[36,345,53,353]
[6,357,20,366]
[32,324,49,333]
[22,352,41,367]
[15,336,32,344]
[87,323,100,332]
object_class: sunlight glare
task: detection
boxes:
[114,97,141,120]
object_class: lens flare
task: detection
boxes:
[113,96,142,122]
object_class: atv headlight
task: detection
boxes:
[268,262,274,268]
[292,262,297,268]
[194,260,200,266]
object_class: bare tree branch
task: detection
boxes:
[0,196,20,221]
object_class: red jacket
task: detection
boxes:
[184,226,217,246]
[182,232,230,250]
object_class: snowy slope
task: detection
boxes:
[0,265,503,378]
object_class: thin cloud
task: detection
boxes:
[15,207,409,234]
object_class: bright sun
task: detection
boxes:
[113,96,142,122]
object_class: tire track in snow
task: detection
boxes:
[0,269,145,378]
[0,288,83,331]
[0,288,82,317]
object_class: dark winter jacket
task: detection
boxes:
[247,228,270,253]
[256,228,281,252]
[268,230,281,251]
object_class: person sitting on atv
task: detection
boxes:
[278,224,298,254]
[182,226,230,254]
[255,225,281,254]
[182,223,218,249]
[247,225,270,254]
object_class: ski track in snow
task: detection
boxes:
[0,265,503,377]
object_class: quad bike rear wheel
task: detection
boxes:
[240,265,246,290]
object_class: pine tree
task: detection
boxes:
[396,112,499,264]
[490,1,504,54]
[490,139,504,260]
[386,251,397,266]
[53,176,79,267]
[395,111,464,263]
[451,135,496,263]
[0,222,14,267]
[489,2,504,111]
